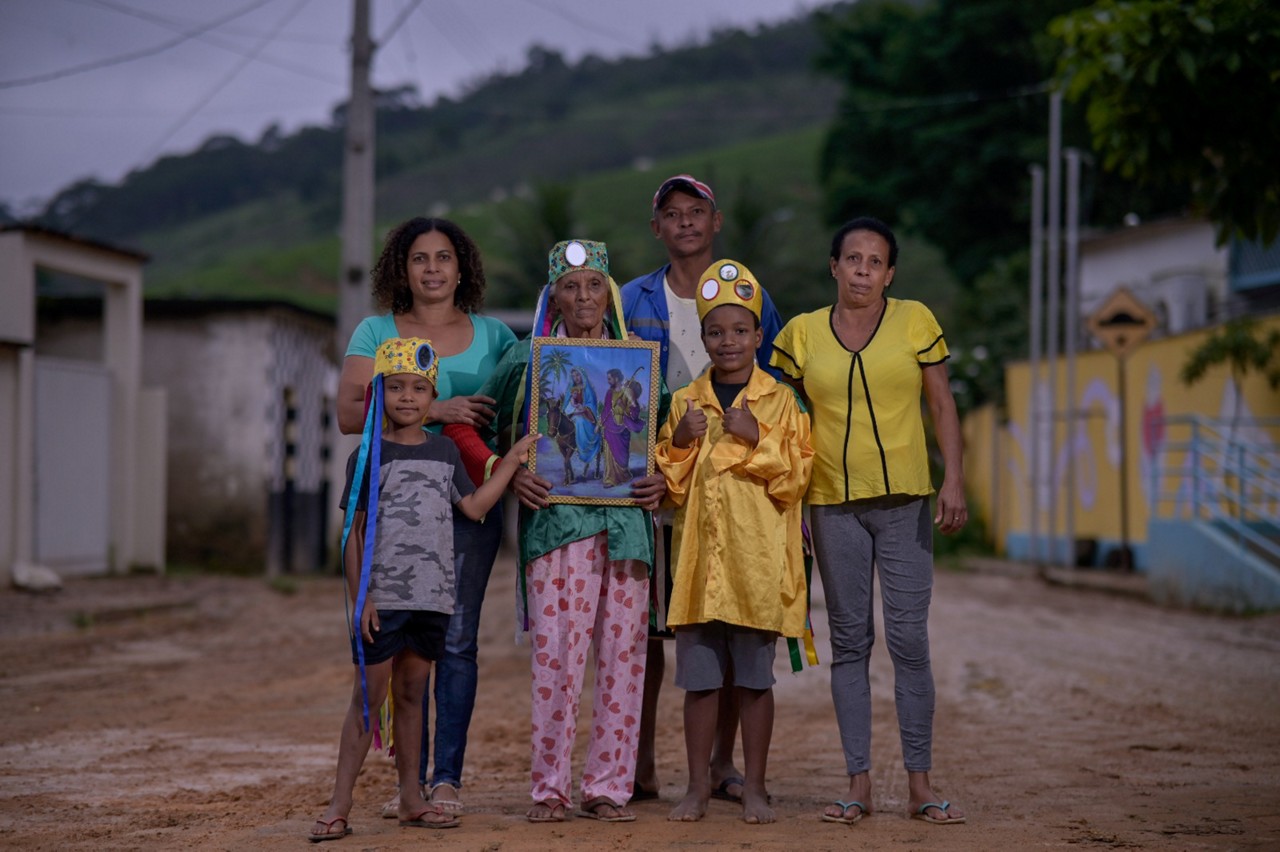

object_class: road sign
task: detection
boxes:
[1087,287,1157,359]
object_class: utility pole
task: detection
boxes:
[1027,164,1044,566]
[1064,148,1083,566]
[337,0,375,350]
[325,0,374,573]
[1045,90,1062,565]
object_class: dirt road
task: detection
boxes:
[1,553,1278,850]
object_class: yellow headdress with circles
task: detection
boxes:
[696,259,763,322]
[373,337,438,389]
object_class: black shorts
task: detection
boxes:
[349,609,448,665]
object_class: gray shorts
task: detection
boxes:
[673,621,777,691]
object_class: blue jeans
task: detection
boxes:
[420,501,503,788]
[811,496,936,775]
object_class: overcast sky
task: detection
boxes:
[0,0,829,210]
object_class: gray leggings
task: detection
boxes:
[811,496,935,774]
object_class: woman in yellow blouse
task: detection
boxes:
[770,217,967,827]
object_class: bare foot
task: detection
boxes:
[742,785,774,824]
[667,789,709,822]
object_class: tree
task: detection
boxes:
[497,181,576,304]
[1051,0,1280,246]
[814,0,1093,284]
[948,253,1031,413]
[1180,317,1280,430]
[814,0,1193,286]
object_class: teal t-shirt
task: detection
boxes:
[346,312,517,435]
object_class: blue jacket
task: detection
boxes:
[620,264,783,381]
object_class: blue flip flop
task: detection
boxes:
[911,800,966,824]
[821,800,868,825]
[710,776,745,803]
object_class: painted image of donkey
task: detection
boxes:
[542,389,603,485]
[538,352,604,485]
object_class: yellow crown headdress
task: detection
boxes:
[696,259,763,322]
[373,337,438,388]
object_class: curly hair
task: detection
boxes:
[370,217,487,314]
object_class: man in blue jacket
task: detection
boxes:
[620,174,783,805]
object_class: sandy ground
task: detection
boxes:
[2,550,1279,851]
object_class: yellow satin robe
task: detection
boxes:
[656,365,814,637]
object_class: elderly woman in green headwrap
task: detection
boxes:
[479,240,667,824]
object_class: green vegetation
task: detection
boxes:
[1052,0,1280,245]
[31,0,1256,425]
[34,14,843,316]
[1180,317,1280,429]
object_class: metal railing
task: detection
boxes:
[1148,416,1280,566]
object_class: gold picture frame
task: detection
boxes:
[528,337,661,506]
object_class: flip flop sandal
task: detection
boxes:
[308,816,352,842]
[399,807,460,829]
[710,776,745,803]
[381,784,427,818]
[429,782,465,813]
[821,800,867,825]
[527,800,567,823]
[380,791,400,819]
[578,798,637,822]
[911,800,966,824]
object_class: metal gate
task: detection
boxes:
[34,357,112,574]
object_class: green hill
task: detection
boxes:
[31,7,959,320]
[30,9,962,327]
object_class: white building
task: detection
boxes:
[1078,217,1229,343]
[0,225,166,583]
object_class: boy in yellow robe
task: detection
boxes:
[655,260,814,825]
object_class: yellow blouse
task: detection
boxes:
[770,299,948,505]
[656,365,814,636]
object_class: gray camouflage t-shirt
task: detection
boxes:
[340,437,476,613]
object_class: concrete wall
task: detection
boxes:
[969,313,1280,571]
[1146,518,1280,613]
[142,306,335,572]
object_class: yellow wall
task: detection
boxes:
[965,314,1280,564]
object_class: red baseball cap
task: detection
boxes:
[652,174,716,214]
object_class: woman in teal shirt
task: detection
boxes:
[337,216,515,819]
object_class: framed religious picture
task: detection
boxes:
[528,337,661,506]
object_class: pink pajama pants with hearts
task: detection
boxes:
[525,531,648,806]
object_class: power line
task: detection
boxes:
[141,0,314,162]
[389,0,422,87]
[67,0,343,86]
[377,0,426,44]
[0,0,278,90]
[516,0,643,52]
[840,80,1053,113]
